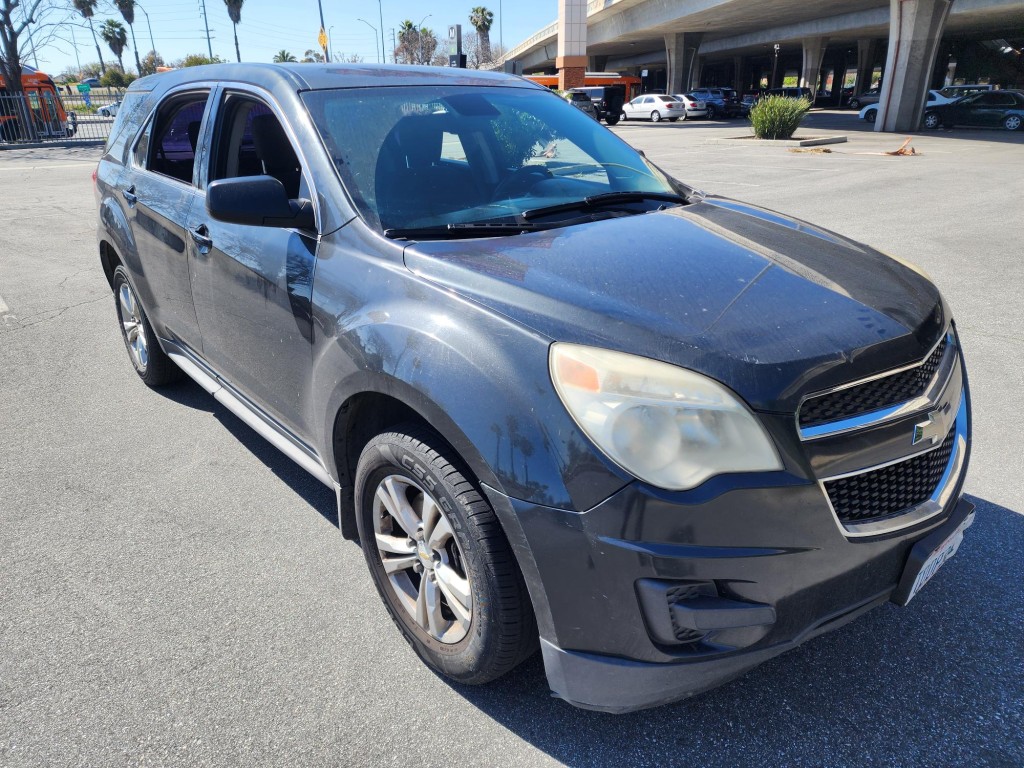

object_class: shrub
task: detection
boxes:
[749,95,811,140]
[100,69,127,88]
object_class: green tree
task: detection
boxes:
[114,0,142,74]
[100,19,129,73]
[224,0,244,63]
[139,50,166,76]
[174,53,225,68]
[469,6,493,63]
[273,50,296,63]
[301,49,324,63]
[73,0,106,75]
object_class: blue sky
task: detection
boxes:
[33,0,554,74]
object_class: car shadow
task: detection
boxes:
[157,378,339,528]
[436,494,1023,766]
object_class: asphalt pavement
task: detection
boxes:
[1,116,1022,767]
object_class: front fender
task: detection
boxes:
[310,236,629,513]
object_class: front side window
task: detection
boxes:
[145,93,210,185]
[209,93,304,198]
[303,85,681,233]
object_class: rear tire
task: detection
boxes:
[706,105,717,119]
[668,117,678,122]
[355,426,537,684]
[112,266,182,387]
[605,114,620,125]
[1004,115,1022,131]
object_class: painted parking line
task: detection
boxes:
[0,163,97,172]
[0,293,14,324]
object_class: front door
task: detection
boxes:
[187,90,318,440]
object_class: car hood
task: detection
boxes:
[403,197,946,413]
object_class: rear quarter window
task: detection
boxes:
[104,91,151,162]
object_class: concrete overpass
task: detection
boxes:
[495,0,1024,130]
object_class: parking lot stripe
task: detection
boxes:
[0,163,97,172]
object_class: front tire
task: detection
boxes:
[650,110,661,122]
[355,426,537,684]
[706,105,717,120]
[865,108,877,123]
[923,112,941,130]
[112,266,181,387]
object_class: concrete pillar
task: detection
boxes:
[557,0,587,90]
[770,46,784,88]
[876,0,951,132]
[856,39,879,93]
[588,55,608,72]
[733,55,751,93]
[664,32,703,93]
[692,55,704,90]
[800,37,828,92]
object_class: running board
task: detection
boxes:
[167,350,337,490]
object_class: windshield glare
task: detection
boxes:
[302,85,679,233]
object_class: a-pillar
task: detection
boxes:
[800,37,828,92]
[557,0,587,90]
[856,38,880,93]
[876,0,951,131]
[664,32,703,93]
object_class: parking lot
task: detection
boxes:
[1,115,1022,766]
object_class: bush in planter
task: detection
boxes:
[749,95,811,140]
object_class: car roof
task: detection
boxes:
[127,63,544,94]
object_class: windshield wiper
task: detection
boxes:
[384,222,543,240]
[522,191,686,221]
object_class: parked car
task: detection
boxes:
[938,84,995,99]
[563,90,598,120]
[689,87,741,118]
[568,85,625,125]
[98,100,121,117]
[923,89,1024,130]
[671,93,708,119]
[96,63,974,714]
[766,86,814,102]
[858,90,955,123]
[621,93,687,121]
[848,88,881,110]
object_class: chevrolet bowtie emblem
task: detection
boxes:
[912,412,944,446]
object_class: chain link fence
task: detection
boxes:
[0,90,122,146]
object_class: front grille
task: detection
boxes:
[824,424,956,524]
[799,337,948,428]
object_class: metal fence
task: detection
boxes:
[0,90,122,146]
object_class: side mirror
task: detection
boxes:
[206,175,315,230]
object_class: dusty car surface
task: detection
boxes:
[95,63,974,713]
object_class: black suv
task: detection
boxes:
[567,85,626,125]
[690,87,741,118]
[95,64,974,713]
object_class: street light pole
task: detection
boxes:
[329,25,335,62]
[357,19,380,63]
[134,1,156,56]
[378,0,386,64]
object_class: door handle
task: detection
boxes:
[121,185,137,206]
[189,224,213,255]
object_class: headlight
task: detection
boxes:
[549,344,783,490]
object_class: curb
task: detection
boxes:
[706,135,848,147]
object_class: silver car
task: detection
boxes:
[621,94,687,122]
[672,93,708,119]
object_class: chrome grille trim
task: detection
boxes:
[819,392,968,538]
[798,330,955,441]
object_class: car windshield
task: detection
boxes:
[302,84,680,234]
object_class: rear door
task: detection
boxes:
[186,87,319,439]
[121,88,212,351]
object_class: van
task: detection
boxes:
[0,66,76,141]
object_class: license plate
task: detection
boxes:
[893,508,974,606]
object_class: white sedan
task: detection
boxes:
[672,94,708,119]
[859,90,954,123]
[98,100,121,118]
[621,94,688,122]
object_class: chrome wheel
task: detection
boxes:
[372,474,472,644]
[118,281,149,372]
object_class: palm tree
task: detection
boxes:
[114,0,142,74]
[272,50,296,63]
[73,0,106,75]
[469,7,494,63]
[224,0,244,63]
[100,19,129,73]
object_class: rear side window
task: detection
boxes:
[145,93,210,185]
[103,91,149,161]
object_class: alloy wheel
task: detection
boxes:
[1005,115,1021,131]
[118,282,149,372]
[372,474,473,644]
